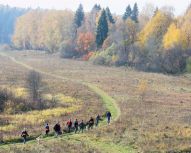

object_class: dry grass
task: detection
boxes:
[0,136,102,153]
[1,50,191,152]
[0,53,105,141]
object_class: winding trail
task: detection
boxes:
[0,52,134,153]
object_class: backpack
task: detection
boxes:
[74,121,78,127]
[45,125,49,131]
[67,121,72,127]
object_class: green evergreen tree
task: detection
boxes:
[123,5,132,20]
[91,4,101,12]
[153,7,159,17]
[74,4,84,28]
[131,3,139,22]
[106,7,115,24]
[96,9,108,47]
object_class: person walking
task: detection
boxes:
[53,122,61,136]
[74,119,78,133]
[88,117,94,129]
[66,119,72,133]
[79,120,85,133]
[106,111,112,124]
[95,114,101,127]
[21,128,29,144]
[45,123,50,135]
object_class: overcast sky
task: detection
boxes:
[0,0,190,15]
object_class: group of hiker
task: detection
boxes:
[21,111,112,144]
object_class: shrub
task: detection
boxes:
[60,41,79,58]
[90,43,117,66]
[77,32,95,54]
[161,47,186,74]
[186,57,191,73]
[0,89,9,112]
[82,51,94,61]
[27,71,43,102]
[133,44,187,74]
[93,56,106,65]
[0,88,28,114]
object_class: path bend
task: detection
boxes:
[0,52,134,153]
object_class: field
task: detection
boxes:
[0,50,191,152]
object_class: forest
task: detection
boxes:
[0,5,27,44]
[2,4,191,74]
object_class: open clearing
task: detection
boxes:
[0,51,191,152]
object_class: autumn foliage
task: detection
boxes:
[163,23,182,49]
[82,52,94,61]
[139,11,172,47]
[10,3,191,73]
[13,10,74,53]
[77,32,95,54]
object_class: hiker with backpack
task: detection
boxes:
[53,122,62,136]
[21,128,29,144]
[79,120,85,133]
[74,119,78,133]
[88,117,94,129]
[106,111,112,124]
[95,114,101,127]
[66,119,72,133]
[45,123,50,135]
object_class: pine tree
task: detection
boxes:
[74,4,84,28]
[123,5,132,20]
[92,4,101,12]
[131,3,139,22]
[153,7,159,17]
[96,9,108,47]
[106,7,115,24]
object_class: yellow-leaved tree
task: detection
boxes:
[180,9,191,49]
[13,10,74,53]
[163,8,191,51]
[163,23,181,49]
[139,11,172,48]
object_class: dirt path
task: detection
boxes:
[0,52,133,153]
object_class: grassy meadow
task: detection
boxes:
[0,52,105,142]
[0,50,191,152]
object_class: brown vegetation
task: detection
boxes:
[0,53,105,141]
[1,51,191,152]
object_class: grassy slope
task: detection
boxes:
[0,52,134,153]
[86,83,121,122]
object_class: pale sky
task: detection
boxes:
[0,0,190,16]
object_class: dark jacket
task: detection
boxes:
[21,130,29,138]
[54,123,61,132]
[74,121,78,127]
[106,112,111,118]
[79,122,85,129]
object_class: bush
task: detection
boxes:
[60,41,79,59]
[90,43,118,66]
[133,44,187,74]
[27,71,42,102]
[93,56,106,65]
[0,88,28,114]
[82,52,94,61]
[186,57,191,73]
[114,60,127,67]
[0,89,8,112]
[161,47,186,74]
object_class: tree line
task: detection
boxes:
[9,3,191,73]
[0,5,27,44]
